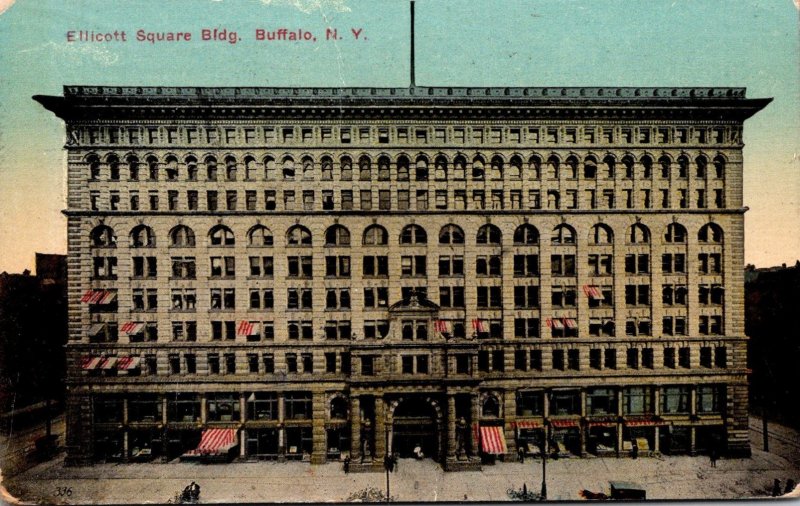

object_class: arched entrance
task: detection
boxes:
[389,397,442,460]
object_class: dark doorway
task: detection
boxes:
[391,398,439,460]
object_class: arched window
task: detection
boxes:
[400,224,427,245]
[363,225,389,245]
[263,156,276,180]
[551,224,576,245]
[591,224,614,244]
[302,156,314,179]
[91,225,116,247]
[225,155,237,181]
[282,156,295,180]
[583,155,598,178]
[205,155,218,181]
[547,154,560,178]
[165,155,179,180]
[659,155,671,178]
[396,155,410,181]
[130,225,155,248]
[325,225,351,246]
[415,155,429,181]
[169,225,196,247]
[146,155,159,180]
[564,155,578,179]
[358,155,371,180]
[509,155,522,179]
[628,223,650,244]
[287,225,313,246]
[185,156,198,181]
[640,154,653,178]
[482,396,500,418]
[340,156,353,181]
[107,154,120,180]
[677,155,689,178]
[713,155,726,179]
[695,155,708,178]
[664,223,687,243]
[377,155,391,181]
[622,155,635,178]
[513,224,539,245]
[529,155,542,179]
[248,225,274,247]
[453,154,467,179]
[434,155,448,180]
[472,155,485,179]
[476,224,502,245]
[603,154,616,178]
[244,156,257,180]
[127,155,140,180]
[209,225,235,246]
[330,397,348,419]
[320,156,333,180]
[490,155,504,179]
[439,224,465,244]
[698,223,724,243]
[87,154,101,180]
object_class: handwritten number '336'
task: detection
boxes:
[54,487,73,497]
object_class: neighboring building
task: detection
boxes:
[745,262,800,430]
[0,254,67,424]
[34,85,769,468]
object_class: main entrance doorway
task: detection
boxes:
[390,398,440,460]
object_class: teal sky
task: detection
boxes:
[0,0,798,272]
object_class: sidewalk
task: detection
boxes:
[3,417,798,503]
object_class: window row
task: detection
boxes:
[89,186,728,213]
[85,151,729,183]
[90,221,725,249]
[86,314,726,344]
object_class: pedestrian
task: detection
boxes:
[343,455,351,474]
[518,445,525,463]
[392,452,398,472]
[772,479,782,497]
[631,442,639,460]
[784,479,796,495]
[709,447,718,468]
[191,482,200,502]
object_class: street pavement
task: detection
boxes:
[2,416,798,503]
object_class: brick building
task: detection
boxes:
[34,85,769,468]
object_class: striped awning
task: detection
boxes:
[81,356,103,370]
[479,426,507,455]
[582,285,603,300]
[549,418,580,428]
[588,417,618,427]
[237,321,256,336]
[120,322,145,335]
[116,356,141,370]
[184,428,238,456]
[87,323,106,336]
[101,357,118,370]
[624,416,666,427]
[513,420,543,429]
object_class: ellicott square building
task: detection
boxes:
[34,84,769,469]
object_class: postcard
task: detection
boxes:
[0,0,798,503]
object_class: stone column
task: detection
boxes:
[470,394,480,455]
[350,396,361,460]
[616,390,623,456]
[161,396,169,463]
[579,389,587,457]
[447,395,457,460]
[278,393,286,460]
[122,398,129,462]
[240,393,247,458]
[200,394,207,424]
[374,396,386,460]
[690,387,697,455]
[311,392,327,464]
[654,427,660,453]
[542,392,550,454]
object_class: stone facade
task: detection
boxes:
[34,86,770,468]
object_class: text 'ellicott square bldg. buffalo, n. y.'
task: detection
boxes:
[34,84,769,469]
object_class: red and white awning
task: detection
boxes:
[563,318,577,329]
[434,319,451,333]
[120,322,145,335]
[588,417,618,427]
[184,428,238,456]
[100,357,118,370]
[81,356,103,370]
[513,420,543,429]
[479,426,507,455]
[624,417,666,427]
[549,418,580,428]
[82,289,116,304]
[237,321,256,336]
[471,319,488,333]
[116,356,141,370]
[547,318,564,329]
[582,285,603,300]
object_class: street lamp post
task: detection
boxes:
[539,439,547,500]
[384,429,391,502]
